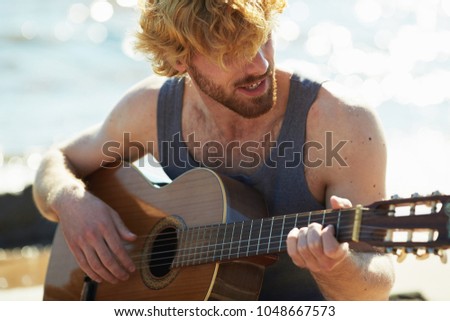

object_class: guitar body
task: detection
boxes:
[44,164,272,301]
[44,163,450,300]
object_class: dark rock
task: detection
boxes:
[0,185,56,248]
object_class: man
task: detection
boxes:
[33,0,394,300]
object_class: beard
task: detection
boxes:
[187,64,277,119]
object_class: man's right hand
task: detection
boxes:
[55,190,137,283]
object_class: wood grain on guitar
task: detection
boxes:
[43,163,450,300]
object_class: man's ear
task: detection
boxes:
[173,59,187,73]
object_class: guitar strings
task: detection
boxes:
[123,208,407,264]
[125,208,396,260]
[124,226,390,269]
[127,229,391,271]
[127,207,392,242]
[128,221,440,271]
[128,231,388,272]
[133,224,389,259]
[105,207,434,270]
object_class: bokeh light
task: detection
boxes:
[90,0,114,23]
[116,0,138,8]
[354,0,383,24]
[68,3,90,24]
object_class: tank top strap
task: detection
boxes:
[157,77,198,179]
[279,73,322,151]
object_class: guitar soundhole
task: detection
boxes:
[149,227,177,278]
[141,216,183,290]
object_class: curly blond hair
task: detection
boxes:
[135,0,286,77]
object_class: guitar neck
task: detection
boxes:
[173,208,359,267]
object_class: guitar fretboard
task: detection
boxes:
[172,209,356,267]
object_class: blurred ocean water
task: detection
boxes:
[1,0,450,196]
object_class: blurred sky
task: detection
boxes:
[0,0,449,197]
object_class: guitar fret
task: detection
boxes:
[266,216,280,254]
[204,229,210,261]
[267,217,274,254]
[220,224,229,260]
[258,218,274,255]
[193,226,200,265]
[228,222,236,259]
[203,226,210,264]
[188,228,195,266]
[262,217,282,254]
[281,215,298,252]
[202,226,210,264]
[249,220,261,256]
[279,215,286,252]
[192,226,202,265]
[193,227,199,265]
[321,210,326,226]
[219,224,225,261]
[233,222,242,259]
[198,226,207,265]
[246,220,253,257]
[237,221,244,259]
[213,224,222,262]
[210,225,218,263]
[257,218,267,253]
[256,219,263,255]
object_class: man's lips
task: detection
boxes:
[237,77,268,95]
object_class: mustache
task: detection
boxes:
[234,67,273,87]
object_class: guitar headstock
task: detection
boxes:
[361,192,450,263]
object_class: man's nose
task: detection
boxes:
[243,49,269,75]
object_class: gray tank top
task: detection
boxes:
[157,74,325,300]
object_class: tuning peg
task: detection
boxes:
[388,195,399,215]
[435,249,448,264]
[409,195,418,215]
[413,248,429,260]
[394,248,407,263]
[445,202,450,215]
[425,191,443,213]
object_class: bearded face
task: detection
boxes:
[188,63,277,119]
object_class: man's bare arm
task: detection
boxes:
[32,76,161,283]
[287,85,395,300]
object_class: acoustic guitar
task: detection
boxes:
[43,163,450,300]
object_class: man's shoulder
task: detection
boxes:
[115,75,170,113]
[311,81,380,132]
[127,75,168,98]
[106,75,170,131]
